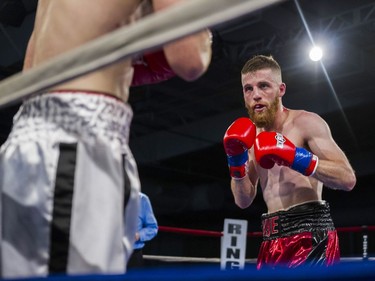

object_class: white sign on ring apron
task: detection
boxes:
[221,218,248,270]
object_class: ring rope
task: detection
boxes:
[143,255,374,263]
[147,225,375,264]
[0,0,284,108]
[158,225,375,237]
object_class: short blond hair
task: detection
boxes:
[241,55,282,81]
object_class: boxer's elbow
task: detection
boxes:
[177,64,207,81]
[234,196,253,209]
[332,170,356,191]
[236,201,251,209]
[165,33,212,81]
[343,172,356,191]
[170,51,211,81]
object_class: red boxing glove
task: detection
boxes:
[223,118,256,179]
[254,132,318,176]
[131,50,176,86]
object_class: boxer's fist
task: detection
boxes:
[131,50,176,86]
[223,118,256,179]
[254,132,318,176]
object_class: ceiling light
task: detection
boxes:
[309,46,323,61]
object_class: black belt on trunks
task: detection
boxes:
[261,201,335,241]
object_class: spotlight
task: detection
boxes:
[309,46,323,62]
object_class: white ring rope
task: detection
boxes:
[143,255,374,263]
[0,0,285,108]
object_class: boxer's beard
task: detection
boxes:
[247,97,279,128]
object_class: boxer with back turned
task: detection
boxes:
[0,0,211,278]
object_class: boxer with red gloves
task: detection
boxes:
[223,117,256,179]
[254,131,318,176]
[226,55,356,270]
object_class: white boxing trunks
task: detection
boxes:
[0,91,140,278]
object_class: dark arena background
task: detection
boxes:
[1,0,375,280]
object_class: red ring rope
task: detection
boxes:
[158,225,375,237]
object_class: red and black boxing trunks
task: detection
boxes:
[257,200,340,269]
